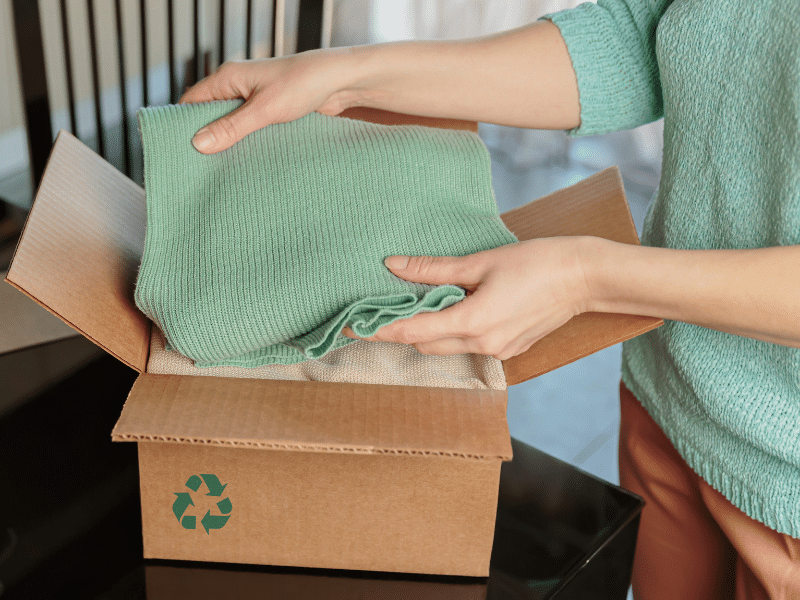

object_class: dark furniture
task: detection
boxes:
[0,344,642,599]
[9,0,326,188]
[3,0,326,270]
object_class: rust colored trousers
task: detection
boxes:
[619,382,800,599]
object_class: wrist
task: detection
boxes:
[332,39,470,115]
[545,235,599,317]
[319,44,392,110]
[575,236,618,314]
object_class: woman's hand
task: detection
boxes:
[179,48,366,154]
[178,21,581,154]
[344,238,592,360]
[346,235,800,358]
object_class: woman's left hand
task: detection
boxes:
[343,237,592,360]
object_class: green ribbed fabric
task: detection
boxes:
[547,0,800,537]
[545,0,669,136]
[135,102,517,367]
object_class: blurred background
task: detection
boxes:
[1,1,661,595]
[1,0,662,483]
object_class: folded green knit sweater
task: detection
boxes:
[135,102,517,367]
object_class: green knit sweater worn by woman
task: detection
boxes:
[547,0,800,537]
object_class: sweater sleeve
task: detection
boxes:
[544,0,675,136]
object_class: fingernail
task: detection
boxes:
[192,128,216,151]
[385,255,410,270]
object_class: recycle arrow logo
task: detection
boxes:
[172,474,232,534]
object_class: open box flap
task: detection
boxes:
[338,107,478,133]
[5,118,659,385]
[499,167,663,386]
[112,373,513,461]
[5,131,150,372]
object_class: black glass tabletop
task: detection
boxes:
[0,349,642,600]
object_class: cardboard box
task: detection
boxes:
[4,108,661,577]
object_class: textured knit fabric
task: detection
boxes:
[135,102,517,367]
[547,0,800,537]
[619,382,800,599]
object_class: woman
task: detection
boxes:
[180,1,800,597]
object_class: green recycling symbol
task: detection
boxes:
[172,474,232,534]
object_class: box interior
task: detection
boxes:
[147,324,508,390]
[4,114,661,387]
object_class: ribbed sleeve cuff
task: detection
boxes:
[542,4,663,136]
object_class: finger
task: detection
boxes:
[513,337,540,358]
[492,334,540,361]
[489,321,555,360]
[412,327,535,359]
[359,299,481,345]
[190,98,268,154]
[412,337,473,356]
[384,254,485,289]
[179,79,220,104]
[179,62,248,104]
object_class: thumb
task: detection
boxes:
[385,255,484,288]
[191,100,266,154]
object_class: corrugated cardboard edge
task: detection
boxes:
[500,167,663,385]
[112,373,513,461]
[1,269,83,354]
[119,437,507,459]
[2,133,101,355]
[5,130,150,372]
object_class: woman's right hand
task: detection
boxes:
[179,48,365,154]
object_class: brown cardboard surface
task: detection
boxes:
[3,120,658,385]
[113,373,512,460]
[145,562,487,599]
[499,167,663,385]
[138,441,501,576]
[339,107,478,133]
[4,131,150,372]
[3,109,663,578]
[502,166,637,244]
[0,271,79,354]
